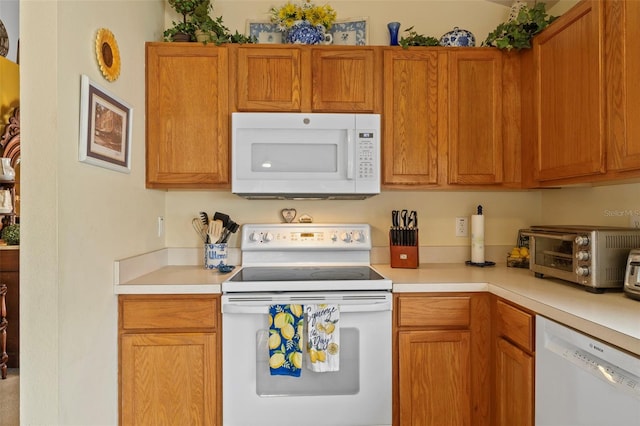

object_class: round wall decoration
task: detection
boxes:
[95,28,121,82]
[0,20,9,57]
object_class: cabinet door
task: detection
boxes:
[146,43,229,189]
[495,338,534,426]
[533,0,605,182]
[0,250,18,368]
[398,330,471,426]
[383,50,442,186]
[606,0,640,172]
[121,332,217,426]
[235,46,303,111]
[311,48,378,112]
[448,49,503,184]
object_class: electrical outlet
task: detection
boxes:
[630,214,640,229]
[157,216,164,237]
[455,217,468,237]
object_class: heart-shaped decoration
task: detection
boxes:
[281,208,297,223]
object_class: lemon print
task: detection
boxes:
[269,353,285,369]
[290,352,302,369]
[268,333,281,349]
[309,349,318,363]
[316,350,327,362]
[281,323,295,340]
[273,312,289,329]
[316,323,325,332]
[324,323,335,334]
[291,304,303,317]
[269,315,273,327]
[328,343,339,355]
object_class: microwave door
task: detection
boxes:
[234,128,356,194]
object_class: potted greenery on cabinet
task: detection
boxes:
[483,1,557,50]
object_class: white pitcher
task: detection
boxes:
[0,158,15,181]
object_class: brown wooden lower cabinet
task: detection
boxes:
[394,293,491,426]
[118,294,221,426]
[492,297,535,426]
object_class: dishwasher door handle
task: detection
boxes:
[223,301,392,315]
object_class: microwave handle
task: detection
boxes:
[347,130,354,180]
[521,231,576,242]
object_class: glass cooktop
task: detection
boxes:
[228,266,386,282]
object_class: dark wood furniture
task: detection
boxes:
[0,249,18,368]
[1,283,7,379]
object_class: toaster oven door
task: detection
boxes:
[528,233,579,283]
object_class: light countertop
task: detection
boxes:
[115,250,639,356]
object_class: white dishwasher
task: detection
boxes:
[535,316,640,426]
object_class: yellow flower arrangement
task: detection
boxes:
[270,0,337,30]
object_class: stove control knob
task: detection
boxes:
[249,232,261,242]
[575,251,591,261]
[330,233,338,242]
[576,266,591,277]
[340,232,352,243]
[263,232,274,242]
[575,235,590,246]
[352,231,365,243]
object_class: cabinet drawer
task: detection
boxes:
[397,295,470,327]
[496,299,534,352]
[120,295,218,331]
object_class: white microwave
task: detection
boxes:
[231,112,381,199]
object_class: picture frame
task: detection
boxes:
[330,17,369,46]
[246,20,283,44]
[79,74,132,173]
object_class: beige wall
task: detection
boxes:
[165,0,515,46]
[21,1,165,424]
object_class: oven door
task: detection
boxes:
[222,291,392,426]
[528,232,579,283]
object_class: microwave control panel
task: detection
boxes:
[357,131,377,180]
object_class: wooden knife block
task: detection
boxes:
[389,231,419,269]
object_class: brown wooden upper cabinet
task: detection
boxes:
[382,49,443,187]
[232,45,380,112]
[525,0,606,184]
[448,49,504,185]
[605,0,640,175]
[146,43,229,189]
[383,48,519,188]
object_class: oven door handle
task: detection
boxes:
[223,300,392,315]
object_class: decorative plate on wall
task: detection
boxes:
[95,28,121,82]
[0,20,9,57]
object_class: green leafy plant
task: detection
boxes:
[483,2,557,50]
[2,224,19,245]
[399,26,440,49]
[164,0,256,44]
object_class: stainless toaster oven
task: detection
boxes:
[522,226,640,292]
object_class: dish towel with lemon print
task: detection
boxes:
[306,304,340,372]
[268,304,304,377]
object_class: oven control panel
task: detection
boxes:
[241,223,372,250]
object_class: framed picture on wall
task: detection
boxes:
[78,74,132,173]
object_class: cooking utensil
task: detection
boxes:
[192,218,207,243]
[199,211,209,227]
[213,212,230,227]
[217,220,239,244]
[209,219,224,244]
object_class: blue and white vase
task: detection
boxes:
[439,27,476,47]
[286,21,333,45]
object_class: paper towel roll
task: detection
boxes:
[471,214,485,263]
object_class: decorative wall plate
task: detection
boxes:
[95,28,121,82]
[330,18,368,46]
[0,20,9,57]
